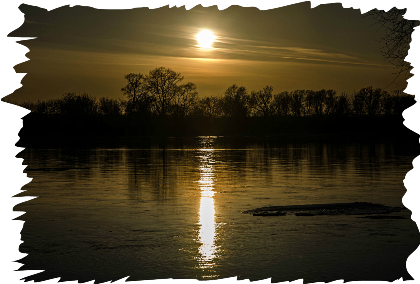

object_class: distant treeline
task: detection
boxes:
[8,87,415,118]
[3,67,416,142]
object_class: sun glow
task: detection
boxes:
[196,30,216,49]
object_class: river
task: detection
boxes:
[16,136,419,283]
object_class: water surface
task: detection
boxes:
[16,137,419,283]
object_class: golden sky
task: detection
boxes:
[8,2,408,102]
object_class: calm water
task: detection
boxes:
[16,137,419,283]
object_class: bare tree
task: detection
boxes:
[324,89,337,116]
[353,86,387,116]
[121,73,152,114]
[98,97,122,116]
[194,96,222,118]
[220,84,250,117]
[290,90,305,116]
[60,92,97,116]
[171,82,198,117]
[250,86,275,117]
[273,91,292,116]
[335,93,351,116]
[121,73,148,103]
[147,67,184,117]
[367,8,419,87]
[311,90,327,116]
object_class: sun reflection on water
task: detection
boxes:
[197,138,219,272]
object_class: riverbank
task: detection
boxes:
[13,132,420,148]
[18,115,416,137]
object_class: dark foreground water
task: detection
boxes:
[16,136,420,283]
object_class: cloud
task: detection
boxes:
[199,37,390,67]
[22,19,62,27]
[23,20,42,25]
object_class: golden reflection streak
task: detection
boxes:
[197,145,218,270]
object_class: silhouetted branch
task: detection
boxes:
[366,8,419,88]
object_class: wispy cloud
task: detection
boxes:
[255,46,358,60]
[24,20,40,24]
[206,37,390,67]
[276,56,391,67]
[23,19,58,26]
[140,29,388,68]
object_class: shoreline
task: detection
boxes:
[16,131,420,149]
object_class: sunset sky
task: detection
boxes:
[7,2,408,102]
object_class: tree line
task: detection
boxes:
[7,67,414,118]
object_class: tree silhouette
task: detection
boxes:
[98,97,122,116]
[121,73,152,114]
[171,82,198,117]
[367,8,419,87]
[60,92,97,116]
[309,90,326,116]
[221,84,250,117]
[147,67,184,117]
[273,91,292,116]
[290,90,305,116]
[324,89,337,116]
[194,96,222,118]
[353,86,387,116]
[250,86,274,117]
[335,94,351,116]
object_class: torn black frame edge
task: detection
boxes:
[4,0,420,284]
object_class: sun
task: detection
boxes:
[196,30,216,49]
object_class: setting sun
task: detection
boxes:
[196,29,216,49]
